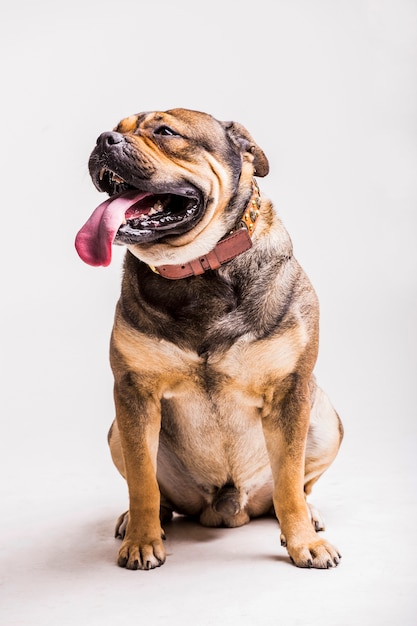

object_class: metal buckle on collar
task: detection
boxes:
[240,179,261,233]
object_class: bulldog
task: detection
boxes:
[75,108,343,570]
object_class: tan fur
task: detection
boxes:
[87,108,343,570]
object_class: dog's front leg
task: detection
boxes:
[113,384,166,570]
[263,380,341,569]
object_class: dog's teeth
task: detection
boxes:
[111,173,125,184]
[148,200,165,216]
[150,200,164,215]
[99,167,106,181]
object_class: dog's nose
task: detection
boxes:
[96,131,125,149]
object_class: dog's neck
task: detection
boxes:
[149,180,261,280]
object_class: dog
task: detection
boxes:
[75,108,343,570]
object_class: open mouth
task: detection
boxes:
[98,167,202,243]
[75,165,204,267]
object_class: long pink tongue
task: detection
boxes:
[75,191,149,266]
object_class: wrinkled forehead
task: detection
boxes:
[114,109,226,143]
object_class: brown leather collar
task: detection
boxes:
[149,180,261,280]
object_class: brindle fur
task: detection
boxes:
[91,108,343,570]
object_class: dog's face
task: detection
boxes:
[76,108,269,267]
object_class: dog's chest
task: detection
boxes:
[161,327,303,407]
[113,318,306,488]
[158,328,305,482]
[115,319,306,413]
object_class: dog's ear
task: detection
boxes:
[222,121,269,177]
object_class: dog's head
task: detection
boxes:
[75,108,269,267]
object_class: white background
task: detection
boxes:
[1,1,416,624]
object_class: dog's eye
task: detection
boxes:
[154,126,179,137]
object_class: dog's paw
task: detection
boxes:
[117,537,166,570]
[287,537,341,569]
[307,502,326,532]
[115,510,129,539]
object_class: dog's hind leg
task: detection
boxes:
[304,384,343,496]
[108,418,126,478]
[301,383,343,533]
